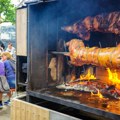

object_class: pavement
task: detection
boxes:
[0,93,11,120]
[0,105,10,120]
[0,92,26,120]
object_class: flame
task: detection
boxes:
[107,68,120,89]
[91,89,103,99]
[80,68,96,80]
[71,74,76,81]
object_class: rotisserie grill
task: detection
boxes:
[27,0,120,119]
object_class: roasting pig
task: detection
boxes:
[62,12,120,40]
[66,39,120,69]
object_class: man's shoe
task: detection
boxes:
[0,103,3,109]
[4,100,10,105]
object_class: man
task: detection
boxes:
[6,43,16,60]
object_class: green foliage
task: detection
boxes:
[0,0,15,24]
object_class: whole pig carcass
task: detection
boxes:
[62,12,120,40]
[66,39,120,69]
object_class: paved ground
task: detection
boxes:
[0,105,10,120]
[0,93,11,120]
[0,92,26,120]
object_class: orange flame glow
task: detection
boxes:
[91,90,103,99]
[71,74,76,81]
[107,68,120,89]
[80,68,96,80]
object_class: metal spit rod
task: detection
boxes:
[51,51,69,55]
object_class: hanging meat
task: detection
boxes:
[62,12,120,40]
[66,39,120,69]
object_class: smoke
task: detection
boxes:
[30,0,120,50]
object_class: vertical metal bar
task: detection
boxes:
[63,41,69,62]
[99,41,102,48]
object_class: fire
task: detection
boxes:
[107,68,120,89]
[71,74,76,81]
[91,89,103,99]
[80,68,96,80]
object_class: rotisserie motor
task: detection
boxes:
[62,12,120,40]
[66,39,120,69]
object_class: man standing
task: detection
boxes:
[6,43,16,60]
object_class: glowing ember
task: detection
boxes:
[80,68,96,80]
[107,68,120,89]
[91,89,103,99]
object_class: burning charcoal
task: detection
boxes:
[102,102,108,108]
[101,86,120,99]
[56,84,73,90]
[106,85,115,90]
[57,81,98,93]
[83,86,90,92]
[115,88,120,95]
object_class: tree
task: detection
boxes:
[0,0,15,24]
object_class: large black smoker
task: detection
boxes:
[18,0,120,119]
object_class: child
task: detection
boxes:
[0,52,16,108]
[1,52,15,89]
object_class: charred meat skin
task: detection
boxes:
[66,39,120,69]
[62,12,120,40]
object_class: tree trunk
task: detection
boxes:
[0,13,2,23]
